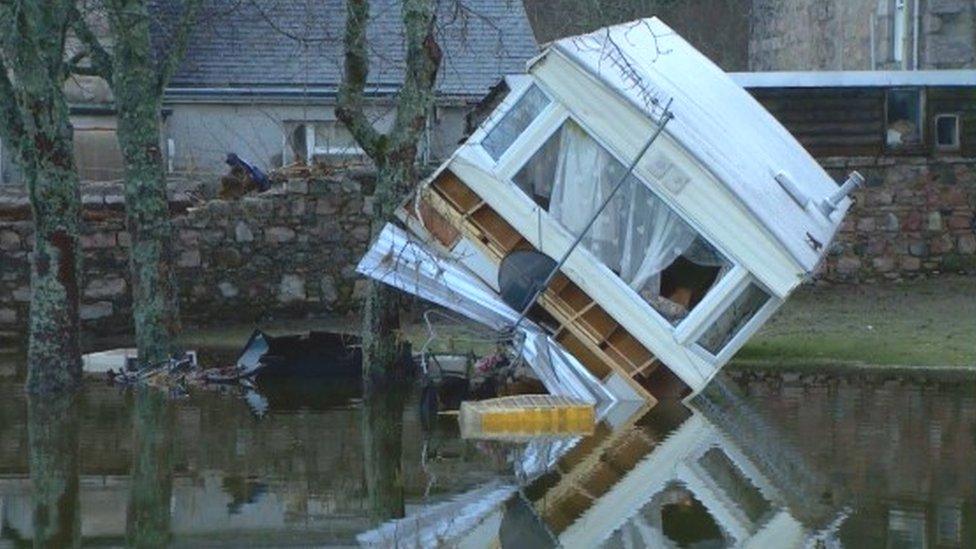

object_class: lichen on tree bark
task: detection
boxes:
[0,1,84,392]
[336,0,442,390]
[71,0,200,365]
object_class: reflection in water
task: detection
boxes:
[126,389,174,547]
[362,388,408,522]
[506,382,833,549]
[0,369,974,546]
[27,391,81,548]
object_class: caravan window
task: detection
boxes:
[697,282,770,355]
[513,119,731,325]
[481,85,550,161]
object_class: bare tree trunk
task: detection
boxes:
[337,0,441,390]
[72,0,199,365]
[0,2,84,392]
[107,0,183,365]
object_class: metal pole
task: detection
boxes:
[511,99,675,331]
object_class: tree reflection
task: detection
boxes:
[362,388,408,522]
[126,388,174,548]
[27,390,80,548]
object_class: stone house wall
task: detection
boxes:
[0,173,375,346]
[821,156,976,281]
[1,159,975,345]
[750,0,976,71]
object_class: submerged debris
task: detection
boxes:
[100,329,367,414]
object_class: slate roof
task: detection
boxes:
[151,0,538,99]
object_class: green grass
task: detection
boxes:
[175,312,500,357]
[98,276,976,371]
[736,275,976,369]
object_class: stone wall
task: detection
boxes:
[2,157,975,345]
[0,173,374,346]
[821,156,976,281]
[750,0,976,71]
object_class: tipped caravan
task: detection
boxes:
[360,18,856,403]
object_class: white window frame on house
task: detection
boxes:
[468,77,782,367]
[934,113,961,152]
[282,119,364,164]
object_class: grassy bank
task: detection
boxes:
[735,275,976,369]
[176,277,976,370]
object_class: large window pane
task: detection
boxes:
[697,283,770,355]
[481,85,550,161]
[513,119,731,325]
[886,88,922,149]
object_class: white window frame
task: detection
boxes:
[283,120,364,164]
[687,277,783,365]
[934,113,961,152]
[485,89,752,347]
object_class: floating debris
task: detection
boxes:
[459,395,595,439]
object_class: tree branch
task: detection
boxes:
[390,0,441,150]
[69,4,113,81]
[156,0,202,95]
[0,55,25,147]
[336,0,382,160]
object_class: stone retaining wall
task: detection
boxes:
[821,156,976,281]
[0,173,374,345]
[1,157,975,344]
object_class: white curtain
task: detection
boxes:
[548,122,697,296]
[620,182,698,295]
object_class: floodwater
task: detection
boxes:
[0,365,973,547]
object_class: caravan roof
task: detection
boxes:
[542,18,848,272]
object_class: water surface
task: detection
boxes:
[0,368,972,547]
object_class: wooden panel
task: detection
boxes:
[749,87,885,157]
[432,171,482,213]
[410,199,460,248]
[927,87,976,156]
[555,331,613,380]
[468,205,525,252]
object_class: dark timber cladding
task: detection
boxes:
[928,87,976,157]
[749,88,885,157]
[419,170,691,403]
[749,85,976,158]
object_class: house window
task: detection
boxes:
[886,88,923,150]
[936,503,962,546]
[512,118,731,325]
[697,282,770,355]
[481,84,550,161]
[284,120,362,165]
[935,114,961,151]
[887,509,927,549]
